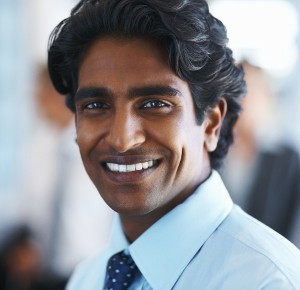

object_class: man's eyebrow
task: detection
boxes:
[75,87,112,101]
[129,85,183,98]
[75,85,183,101]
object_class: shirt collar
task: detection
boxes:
[107,170,233,290]
[106,216,129,255]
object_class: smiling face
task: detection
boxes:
[76,37,219,234]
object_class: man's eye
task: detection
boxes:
[142,100,170,108]
[84,102,109,110]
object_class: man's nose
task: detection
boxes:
[104,110,146,153]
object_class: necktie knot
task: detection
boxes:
[104,250,139,290]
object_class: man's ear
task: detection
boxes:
[204,98,227,152]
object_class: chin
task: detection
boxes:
[109,202,156,217]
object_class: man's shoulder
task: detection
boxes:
[220,205,300,251]
[216,205,300,286]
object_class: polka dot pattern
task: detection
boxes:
[104,250,139,290]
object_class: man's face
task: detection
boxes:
[76,37,213,220]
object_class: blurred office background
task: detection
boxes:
[0,0,78,235]
[0,1,115,288]
[0,0,300,288]
[210,0,300,249]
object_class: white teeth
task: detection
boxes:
[126,164,135,171]
[106,160,156,172]
[119,165,126,172]
[136,163,143,170]
[107,163,114,171]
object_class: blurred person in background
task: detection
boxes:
[220,60,300,247]
[0,226,55,290]
[9,64,114,288]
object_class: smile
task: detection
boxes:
[106,160,156,172]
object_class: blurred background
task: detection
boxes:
[0,0,300,289]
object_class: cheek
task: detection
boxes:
[179,124,206,171]
[76,120,101,161]
[187,126,205,157]
[147,115,185,156]
[153,117,189,179]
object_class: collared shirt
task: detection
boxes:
[67,171,300,290]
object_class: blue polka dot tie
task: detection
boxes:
[104,250,140,290]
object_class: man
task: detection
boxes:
[48,0,300,289]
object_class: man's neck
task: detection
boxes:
[120,169,211,242]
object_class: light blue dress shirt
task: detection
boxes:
[67,170,300,290]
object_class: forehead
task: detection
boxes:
[78,37,181,89]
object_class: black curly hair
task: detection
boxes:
[48,0,246,169]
